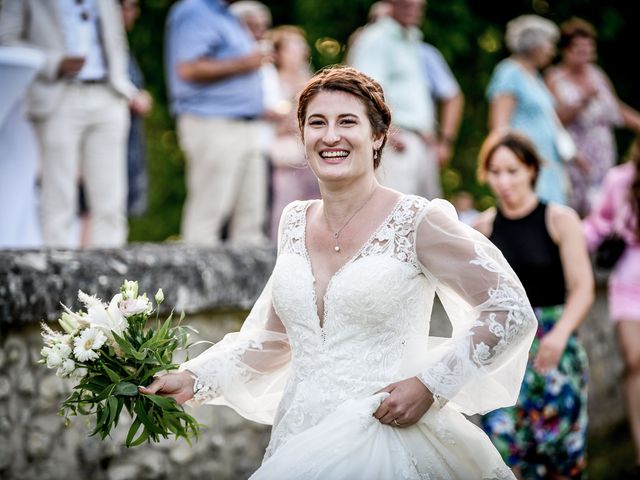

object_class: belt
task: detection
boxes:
[69,78,108,85]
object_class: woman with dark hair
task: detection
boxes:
[546,17,640,216]
[583,138,640,472]
[140,66,537,479]
[474,129,594,478]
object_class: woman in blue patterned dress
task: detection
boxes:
[487,15,569,205]
[474,130,594,479]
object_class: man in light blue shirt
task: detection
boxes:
[419,42,464,167]
[349,0,463,199]
[166,0,271,246]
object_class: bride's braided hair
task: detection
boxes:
[296,65,391,169]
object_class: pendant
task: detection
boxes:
[334,245,340,253]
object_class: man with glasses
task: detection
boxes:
[0,0,138,247]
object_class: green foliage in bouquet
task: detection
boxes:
[40,281,201,447]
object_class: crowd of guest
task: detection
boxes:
[2,2,638,241]
[1,0,640,475]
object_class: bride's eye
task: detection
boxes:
[340,118,357,126]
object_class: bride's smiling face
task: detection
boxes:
[303,90,383,183]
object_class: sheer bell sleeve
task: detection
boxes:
[415,199,537,415]
[178,214,292,425]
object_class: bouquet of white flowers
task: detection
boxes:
[40,280,201,447]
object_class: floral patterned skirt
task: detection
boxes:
[481,305,589,479]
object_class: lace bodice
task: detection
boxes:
[181,196,537,460]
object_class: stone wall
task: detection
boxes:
[1,312,271,480]
[0,246,627,479]
[0,245,279,480]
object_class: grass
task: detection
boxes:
[588,420,636,479]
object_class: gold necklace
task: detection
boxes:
[323,188,377,253]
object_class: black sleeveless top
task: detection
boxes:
[490,202,566,307]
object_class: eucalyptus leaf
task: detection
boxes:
[114,381,139,396]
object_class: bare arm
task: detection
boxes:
[620,101,640,133]
[534,205,594,374]
[436,92,464,166]
[488,94,516,131]
[594,69,640,132]
[545,72,596,125]
[177,51,270,83]
[471,207,496,238]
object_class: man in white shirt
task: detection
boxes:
[349,0,463,199]
[0,0,138,247]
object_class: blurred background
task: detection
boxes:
[128,0,640,242]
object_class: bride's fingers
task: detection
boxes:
[138,376,165,394]
[373,401,391,420]
[374,384,395,395]
[379,412,396,425]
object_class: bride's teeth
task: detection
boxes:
[321,151,348,158]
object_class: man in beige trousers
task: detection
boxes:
[0,0,139,247]
[166,0,271,246]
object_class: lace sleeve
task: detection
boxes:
[415,199,537,415]
[178,210,293,425]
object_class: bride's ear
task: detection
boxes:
[373,136,384,151]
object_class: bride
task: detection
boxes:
[140,66,537,479]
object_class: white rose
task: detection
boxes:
[58,358,76,377]
[119,296,152,318]
[54,342,72,359]
[46,350,63,368]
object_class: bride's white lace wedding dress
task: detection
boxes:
[181,196,537,479]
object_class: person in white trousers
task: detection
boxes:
[0,0,140,247]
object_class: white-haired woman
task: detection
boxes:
[487,15,569,205]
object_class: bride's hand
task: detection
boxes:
[373,377,434,427]
[138,371,196,405]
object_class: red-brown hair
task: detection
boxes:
[559,17,597,50]
[297,66,391,169]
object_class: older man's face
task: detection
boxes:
[391,0,425,28]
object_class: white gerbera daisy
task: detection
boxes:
[73,328,107,362]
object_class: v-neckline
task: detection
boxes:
[300,195,406,332]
